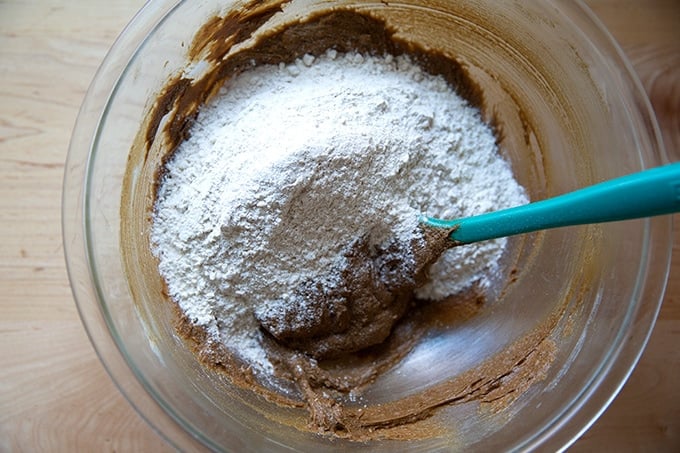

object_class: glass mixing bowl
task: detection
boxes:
[63,0,672,451]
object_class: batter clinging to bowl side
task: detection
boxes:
[123,4,562,440]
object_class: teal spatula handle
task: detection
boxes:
[421,162,680,245]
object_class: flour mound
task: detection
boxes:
[151,50,528,377]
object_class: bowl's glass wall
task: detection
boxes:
[64,0,670,451]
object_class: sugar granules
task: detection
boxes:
[151,50,528,379]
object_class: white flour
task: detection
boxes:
[151,50,528,377]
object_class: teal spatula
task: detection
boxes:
[420,162,680,245]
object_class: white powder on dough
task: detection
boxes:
[151,50,528,377]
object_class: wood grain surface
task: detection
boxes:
[0,1,677,451]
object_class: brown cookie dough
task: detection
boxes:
[120,0,574,442]
[255,226,454,358]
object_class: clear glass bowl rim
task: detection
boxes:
[62,0,673,451]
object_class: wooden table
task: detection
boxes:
[1,1,677,450]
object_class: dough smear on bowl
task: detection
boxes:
[121,3,566,441]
